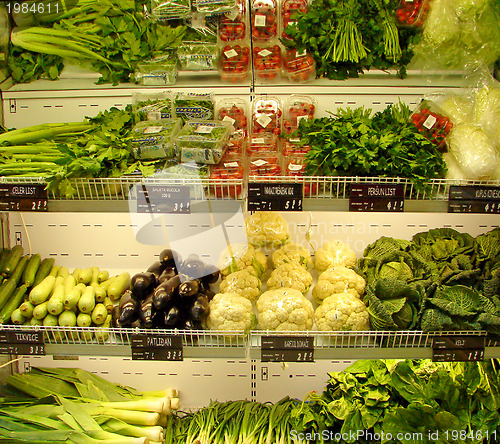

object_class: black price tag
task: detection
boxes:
[0,184,48,212]
[261,335,314,362]
[432,335,485,362]
[130,333,183,361]
[448,186,500,214]
[349,184,405,212]
[131,347,183,361]
[0,343,45,355]
[433,349,485,362]
[0,330,44,344]
[248,182,303,212]
[136,185,190,214]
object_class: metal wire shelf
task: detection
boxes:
[1,176,498,203]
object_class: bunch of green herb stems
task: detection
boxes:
[1,367,180,444]
[166,398,309,444]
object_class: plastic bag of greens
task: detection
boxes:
[132,92,174,122]
[150,0,190,20]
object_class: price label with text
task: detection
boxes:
[432,335,485,362]
[131,347,183,361]
[261,335,314,362]
[448,186,500,214]
[349,184,405,212]
[248,182,303,212]
[136,185,191,214]
[433,348,485,362]
[0,343,45,356]
[130,333,183,361]
[0,184,48,212]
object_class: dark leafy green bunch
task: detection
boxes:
[291,359,500,444]
[297,103,447,193]
[359,228,500,333]
[282,0,421,79]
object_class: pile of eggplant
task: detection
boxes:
[116,249,219,330]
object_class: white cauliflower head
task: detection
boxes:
[217,243,268,277]
[272,242,313,269]
[256,288,314,331]
[219,270,262,301]
[314,292,370,331]
[266,263,313,295]
[206,292,255,332]
[314,240,357,273]
[313,266,366,303]
[245,212,290,248]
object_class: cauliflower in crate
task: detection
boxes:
[313,266,366,303]
[314,239,357,273]
[272,242,313,269]
[266,263,313,295]
[257,288,314,331]
[206,292,255,332]
[245,212,290,248]
[217,243,268,278]
[314,292,370,331]
[219,270,262,301]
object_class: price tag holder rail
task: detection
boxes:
[432,335,486,362]
[349,183,405,212]
[248,182,303,212]
[136,184,191,214]
[0,329,46,356]
[0,184,48,212]
[130,333,184,361]
[261,335,314,363]
[448,185,500,214]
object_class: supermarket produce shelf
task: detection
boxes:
[2,325,499,360]
[1,176,499,213]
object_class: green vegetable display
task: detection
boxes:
[282,0,421,79]
[294,103,447,191]
[359,227,500,333]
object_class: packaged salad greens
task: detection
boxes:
[150,0,190,20]
[174,92,216,121]
[177,42,219,70]
[131,118,183,160]
[132,92,174,122]
[133,55,178,85]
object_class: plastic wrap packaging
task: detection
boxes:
[177,42,219,71]
[442,152,468,182]
[174,92,215,121]
[150,0,190,20]
[245,211,290,248]
[447,123,499,180]
[217,98,249,138]
[132,92,174,122]
[409,0,500,72]
[131,118,183,160]
[134,56,178,85]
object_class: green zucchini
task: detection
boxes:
[49,265,61,277]
[33,257,55,287]
[0,278,17,312]
[2,245,23,277]
[10,308,25,325]
[107,272,131,301]
[78,267,93,285]
[10,255,29,286]
[19,300,34,318]
[0,249,10,271]
[32,301,48,320]
[0,283,28,324]
[29,275,56,305]
[22,253,41,287]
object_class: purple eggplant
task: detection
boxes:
[130,272,157,300]
[158,266,177,284]
[201,263,220,285]
[178,279,200,298]
[147,261,167,279]
[118,290,139,326]
[139,293,155,328]
[179,254,205,279]
[190,295,210,321]
[159,249,182,270]
[164,306,181,327]
[153,275,180,310]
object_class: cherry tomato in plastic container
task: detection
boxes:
[219,0,247,41]
[225,134,246,155]
[249,151,283,177]
[395,0,430,28]
[253,45,282,83]
[251,0,278,41]
[247,132,280,155]
[282,48,316,83]
[284,153,317,196]
[217,98,249,138]
[282,140,311,157]
[281,0,307,41]
[410,101,453,151]
[251,96,283,134]
[283,95,316,134]
[219,44,251,83]
[210,153,246,198]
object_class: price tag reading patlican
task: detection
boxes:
[349,183,405,212]
[0,184,48,212]
[248,182,303,212]
[136,185,190,214]
[448,185,500,214]
[261,336,314,362]
[432,335,485,363]
[131,334,183,361]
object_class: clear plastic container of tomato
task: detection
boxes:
[411,101,453,151]
[219,0,247,42]
[217,98,249,138]
[395,0,429,28]
[210,153,246,198]
[284,154,317,196]
[219,44,251,83]
[249,152,282,176]
[282,140,311,156]
[251,95,283,135]
[247,132,280,155]
[283,95,316,134]
[225,134,247,155]
[282,48,316,83]
[251,0,278,41]
[280,0,307,41]
[253,45,282,83]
